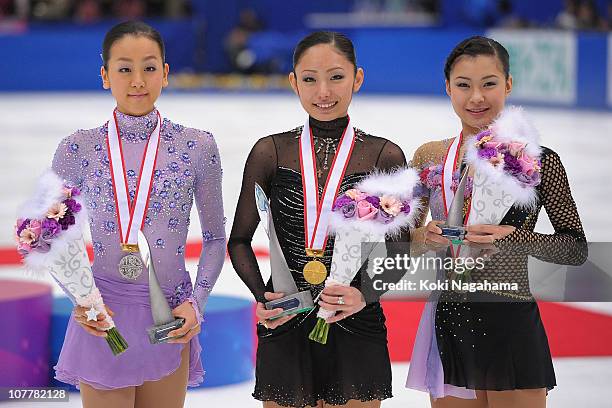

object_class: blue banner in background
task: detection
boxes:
[0,23,610,111]
[609,33,612,108]
[0,20,196,91]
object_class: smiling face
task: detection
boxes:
[446,54,512,136]
[101,35,169,116]
[289,43,364,121]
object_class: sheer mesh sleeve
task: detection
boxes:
[189,131,227,317]
[495,148,588,265]
[227,136,277,303]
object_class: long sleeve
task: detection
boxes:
[495,148,588,265]
[190,130,227,316]
[227,136,277,303]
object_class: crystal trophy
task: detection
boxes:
[440,165,470,244]
[138,231,186,344]
[255,183,314,319]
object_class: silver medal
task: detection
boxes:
[119,253,143,280]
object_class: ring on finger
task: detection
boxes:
[337,296,345,305]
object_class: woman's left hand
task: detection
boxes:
[465,224,516,244]
[318,285,366,323]
[167,301,201,344]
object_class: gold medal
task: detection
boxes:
[303,260,327,285]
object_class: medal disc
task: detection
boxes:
[303,260,327,285]
[119,253,143,280]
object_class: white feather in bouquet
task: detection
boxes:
[16,169,89,276]
[465,106,542,210]
[15,169,128,355]
[328,167,423,238]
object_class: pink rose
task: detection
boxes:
[29,219,42,236]
[17,241,32,254]
[355,192,368,201]
[357,200,379,220]
[517,154,536,175]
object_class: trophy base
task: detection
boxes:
[440,225,466,244]
[265,290,314,320]
[147,318,186,344]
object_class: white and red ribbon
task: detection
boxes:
[441,133,461,217]
[106,110,162,247]
[299,117,356,251]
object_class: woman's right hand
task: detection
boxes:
[424,220,451,247]
[73,305,114,338]
[256,292,296,330]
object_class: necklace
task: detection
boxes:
[294,126,363,178]
[313,137,338,175]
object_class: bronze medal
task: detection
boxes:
[303,260,327,285]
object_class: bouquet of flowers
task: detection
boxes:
[15,170,128,355]
[308,167,421,344]
[466,106,542,210]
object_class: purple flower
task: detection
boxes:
[341,202,356,218]
[16,218,30,236]
[64,198,82,213]
[503,154,522,176]
[475,129,492,141]
[64,186,81,197]
[516,171,541,187]
[333,195,355,210]
[365,195,380,208]
[401,201,411,214]
[58,214,76,230]
[378,209,393,224]
[478,146,497,159]
[41,218,61,240]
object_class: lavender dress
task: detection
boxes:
[51,108,226,390]
[405,183,475,399]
